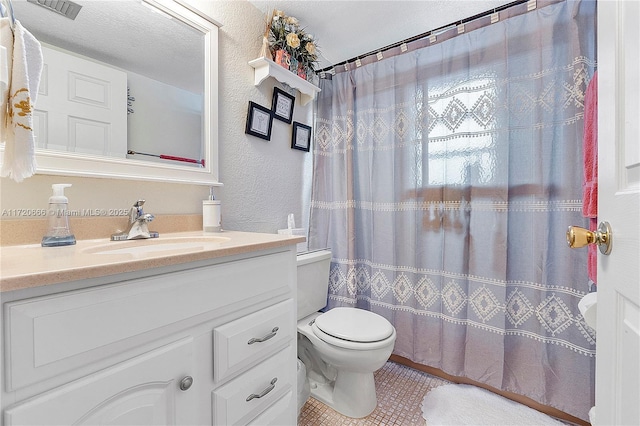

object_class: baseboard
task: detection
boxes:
[389,354,590,426]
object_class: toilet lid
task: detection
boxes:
[314,307,394,343]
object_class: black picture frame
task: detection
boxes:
[245,101,273,141]
[271,87,295,124]
[291,121,312,152]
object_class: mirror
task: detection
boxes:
[3,0,220,185]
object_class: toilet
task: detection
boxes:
[296,250,397,418]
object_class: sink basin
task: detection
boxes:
[84,236,231,256]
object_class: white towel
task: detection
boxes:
[1,17,13,133]
[1,19,43,182]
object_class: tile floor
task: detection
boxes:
[298,361,450,425]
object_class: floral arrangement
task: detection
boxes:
[263,9,319,80]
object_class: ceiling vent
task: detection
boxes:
[26,0,82,20]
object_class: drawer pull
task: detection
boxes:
[247,327,279,345]
[179,375,194,391]
[246,377,277,402]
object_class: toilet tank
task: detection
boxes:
[296,249,332,320]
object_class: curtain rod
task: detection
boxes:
[317,0,535,73]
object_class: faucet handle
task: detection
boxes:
[129,199,145,223]
[140,213,154,223]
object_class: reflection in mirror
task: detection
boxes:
[13,0,203,166]
[4,0,220,184]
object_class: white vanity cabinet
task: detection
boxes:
[1,246,298,426]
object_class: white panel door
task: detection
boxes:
[595,1,640,425]
[34,46,127,157]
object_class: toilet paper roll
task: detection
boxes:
[578,292,598,330]
[588,406,596,425]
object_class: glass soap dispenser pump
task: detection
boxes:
[42,184,76,247]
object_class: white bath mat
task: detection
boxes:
[422,384,564,425]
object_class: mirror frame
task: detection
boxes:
[1,0,221,186]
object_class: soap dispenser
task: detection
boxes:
[203,187,221,232]
[42,184,76,247]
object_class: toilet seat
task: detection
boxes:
[312,307,395,350]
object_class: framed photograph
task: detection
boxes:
[291,121,312,152]
[272,87,295,124]
[245,101,273,141]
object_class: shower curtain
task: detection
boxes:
[308,0,596,420]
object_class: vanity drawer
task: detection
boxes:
[247,390,295,426]
[214,299,294,383]
[212,346,295,426]
[4,251,294,391]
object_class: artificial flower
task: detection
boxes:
[305,42,316,55]
[286,32,301,49]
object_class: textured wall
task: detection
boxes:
[205,0,313,233]
[0,0,312,237]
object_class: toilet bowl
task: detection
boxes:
[298,308,396,418]
[296,250,397,418]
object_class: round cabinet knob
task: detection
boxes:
[179,376,194,391]
[566,221,612,255]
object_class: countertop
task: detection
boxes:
[0,231,305,292]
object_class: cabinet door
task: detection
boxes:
[4,338,196,426]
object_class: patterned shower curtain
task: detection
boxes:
[308,0,596,420]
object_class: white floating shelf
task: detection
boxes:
[249,57,321,106]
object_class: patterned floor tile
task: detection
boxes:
[298,361,450,425]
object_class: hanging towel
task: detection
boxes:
[1,19,42,182]
[1,17,13,134]
[582,71,598,283]
[583,71,598,218]
[587,217,597,284]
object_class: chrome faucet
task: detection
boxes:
[111,200,159,241]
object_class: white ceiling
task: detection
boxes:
[247,0,513,70]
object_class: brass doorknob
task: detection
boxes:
[566,221,612,255]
